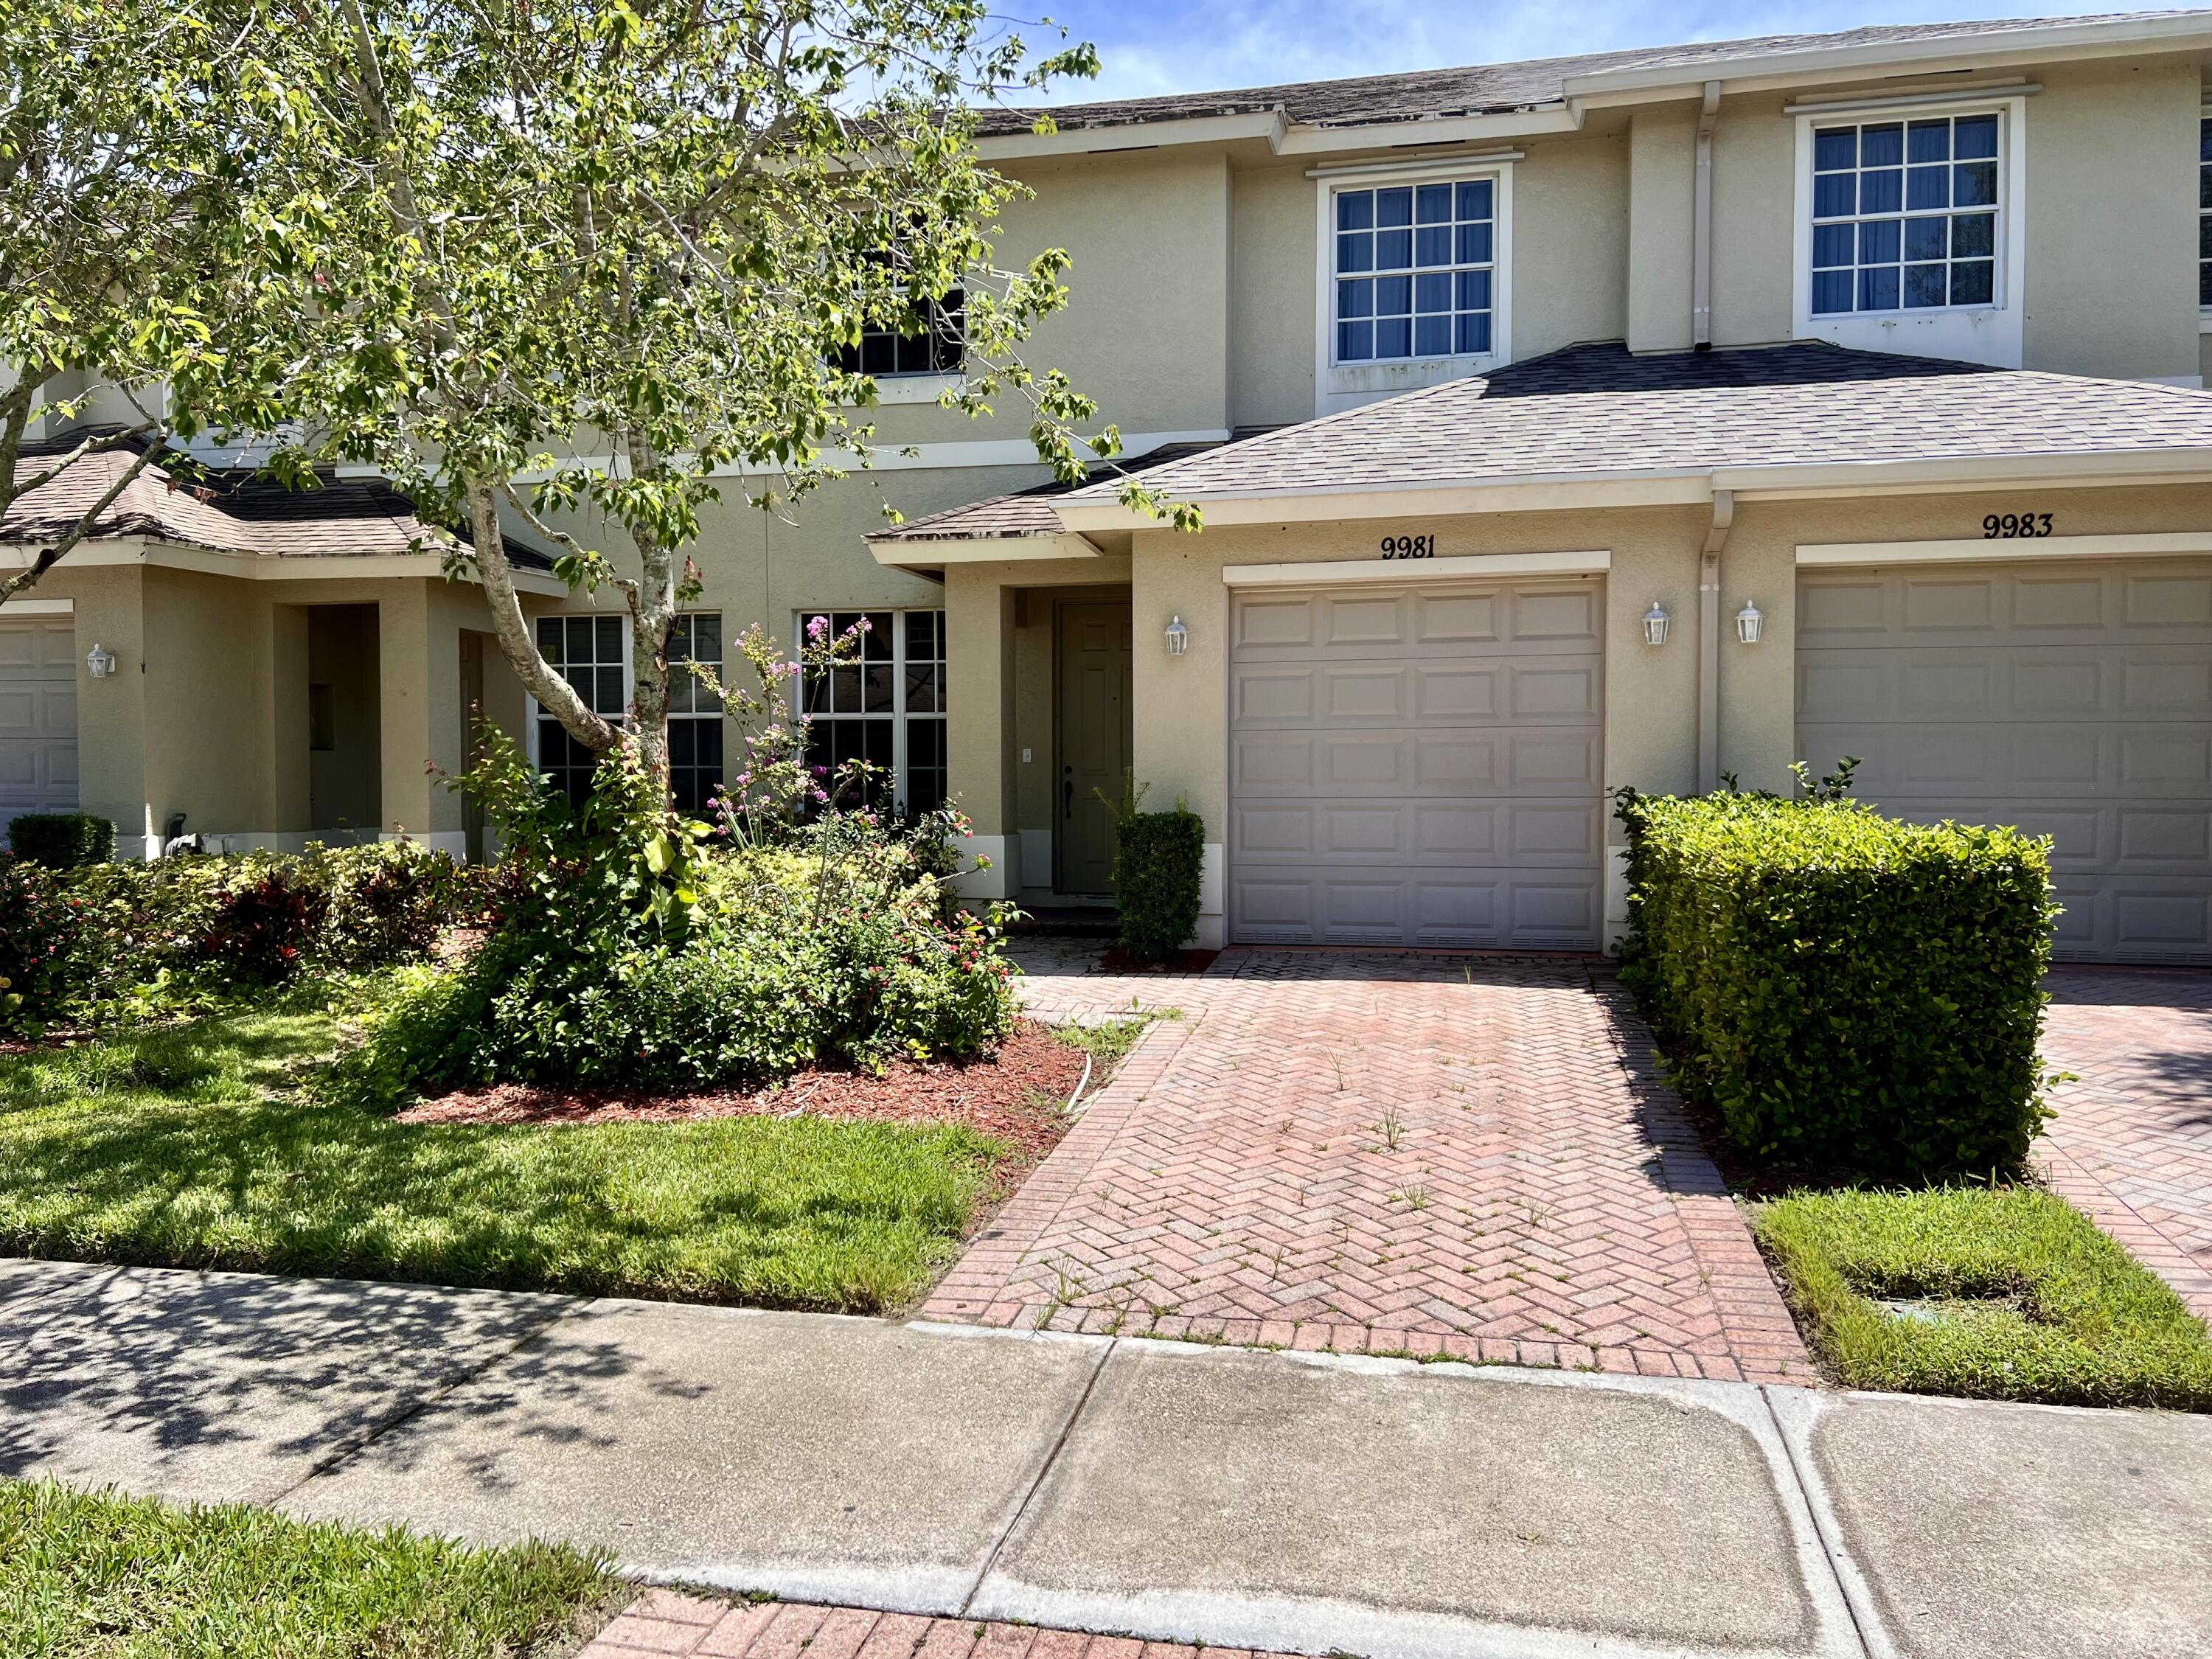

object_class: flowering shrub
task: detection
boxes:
[0,853,89,1034]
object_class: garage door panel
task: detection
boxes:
[0,619,80,828]
[1230,578,1602,950]
[1797,560,2212,964]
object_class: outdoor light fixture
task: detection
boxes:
[1735,601,1764,645]
[1641,602,1670,647]
[85,643,116,678]
[1164,614,1189,657]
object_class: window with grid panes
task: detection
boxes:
[1333,180,1495,363]
[535,615,626,805]
[666,613,723,815]
[800,609,947,813]
[834,293,964,378]
[1810,114,1999,316]
[2199,117,2212,308]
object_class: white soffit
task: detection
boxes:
[1798,532,2212,566]
[1223,549,1610,586]
[866,530,1101,566]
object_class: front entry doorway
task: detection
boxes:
[1055,599,1133,897]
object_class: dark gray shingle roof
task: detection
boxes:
[872,440,1228,540]
[984,13,2193,134]
[1058,342,2212,501]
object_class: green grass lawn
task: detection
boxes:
[0,1009,1009,1312]
[1755,1186,2212,1410]
[0,1478,619,1658]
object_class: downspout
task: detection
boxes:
[1691,80,1721,350]
[1698,487,1735,793]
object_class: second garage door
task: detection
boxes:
[0,616,78,838]
[1228,576,1604,949]
[1797,559,2212,964]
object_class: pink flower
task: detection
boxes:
[807,615,830,640]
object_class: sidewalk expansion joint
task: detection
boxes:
[1760,1385,1896,1659]
[270,1295,592,1505]
[959,1332,1118,1616]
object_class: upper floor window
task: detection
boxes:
[2199,116,2212,308]
[1810,114,1999,316]
[835,293,964,378]
[1333,181,1495,363]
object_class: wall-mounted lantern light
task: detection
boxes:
[1735,601,1764,645]
[1164,614,1189,657]
[85,643,116,678]
[1641,602,1670,647]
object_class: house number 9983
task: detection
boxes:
[1983,512,2053,538]
[1380,535,1436,560]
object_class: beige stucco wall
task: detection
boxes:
[1708,91,1796,349]
[2023,55,2201,380]
[1627,104,1697,353]
[1230,160,1319,429]
[1515,131,1633,358]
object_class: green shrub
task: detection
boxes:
[0,854,89,1034]
[310,841,461,967]
[8,813,112,868]
[1618,785,2057,1178]
[1113,804,1205,963]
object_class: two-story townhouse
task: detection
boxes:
[7,10,2212,963]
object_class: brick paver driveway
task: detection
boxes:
[925,945,1812,1384]
[2038,967,2212,1323]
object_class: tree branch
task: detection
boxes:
[0,437,164,606]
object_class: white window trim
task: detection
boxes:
[525,611,632,772]
[792,607,946,815]
[1312,157,1516,417]
[1791,94,2028,369]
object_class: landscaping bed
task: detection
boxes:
[0,1004,1102,1313]
[0,1477,617,1658]
[1754,1185,2212,1411]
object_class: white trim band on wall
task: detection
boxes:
[1797,532,2212,566]
[1222,549,1610,586]
[0,597,73,615]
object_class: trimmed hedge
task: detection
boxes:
[1113,806,1204,963]
[8,814,112,869]
[1617,789,2057,1178]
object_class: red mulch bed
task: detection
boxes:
[393,1017,1089,1163]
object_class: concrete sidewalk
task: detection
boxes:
[4,1257,2211,1659]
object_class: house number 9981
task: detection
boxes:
[1380,535,1436,560]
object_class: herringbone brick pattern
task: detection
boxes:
[927,946,1811,1383]
[2038,967,2212,1323]
[576,1590,1281,1659]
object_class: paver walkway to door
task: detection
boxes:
[2038,967,2212,1323]
[928,946,1812,1383]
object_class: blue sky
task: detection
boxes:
[1012,2,2126,102]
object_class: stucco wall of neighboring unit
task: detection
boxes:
[1709,91,1796,348]
[1230,159,1319,429]
[2022,55,2201,380]
[140,566,279,836]
[1514,132,1633,359]
[1627,103,1697,353]
[45,563,150,846]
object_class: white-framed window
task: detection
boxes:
[1809,114,1999,316]
[1332,181,1496,362]
[666,613,723,815]
[534,613,627,806]
[834,292,964,379]
[1792,96,2025,370]
[1312,161,1512,416]
[799,608,947,814]
[532,612,727,813]
[2199,115,2211,310]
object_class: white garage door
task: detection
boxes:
[1797,560,2212,964]
[1228,577,1605,949]
[0,616,79,835]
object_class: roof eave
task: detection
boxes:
[1053,446,2212,530]
[863,528,1105,566]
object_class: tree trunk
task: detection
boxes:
[619,428,677,794]
[462,481,620,752]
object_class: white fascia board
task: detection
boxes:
[1563,13,2212,103]
[0,535,568,594]
[1224,549,1609,586]
[1719,448,2212,498]
[1798,531,2212,567]
[865,530,1100,567]
[978,109,1284,161]
[976,104,1578,162]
